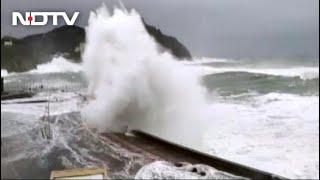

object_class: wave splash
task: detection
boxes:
[1,57,82,77]
[28,57,82,74]
[1,69,8,77]
[81,5,210,148]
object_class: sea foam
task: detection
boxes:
[28,57,82,74]
[1,69,9,77]
[199,66,319,80]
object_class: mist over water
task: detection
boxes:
[81,5,210,149]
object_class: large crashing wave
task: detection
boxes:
[81,5,209,148]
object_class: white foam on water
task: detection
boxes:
[199,66,319,80]
[182,57,235,65]
[1,57,81,77]
[1,92,82,117]
[204,93,319,179]
[1,69,9,77]
[1,112,39,138]
[28,56,82,74]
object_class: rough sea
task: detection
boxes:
[1,56,318,179]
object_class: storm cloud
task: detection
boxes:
[1,0,319,59]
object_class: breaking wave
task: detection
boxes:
[199,66,319,80]
[203,71,319,96]
[28,57,82,74]
[81,5,209,149]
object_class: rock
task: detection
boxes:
[1,21,192,73]
[143,19,192,60]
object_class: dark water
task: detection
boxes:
[203,72,319,96]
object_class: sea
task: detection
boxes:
[1,5,319,179]
[1,56,318,179]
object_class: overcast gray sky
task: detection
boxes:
[1,0,319,59]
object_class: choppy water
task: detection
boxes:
[1,57,319,179]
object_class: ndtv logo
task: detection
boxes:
[12,12,79,26]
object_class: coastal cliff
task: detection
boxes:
[1,23,192,72]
